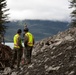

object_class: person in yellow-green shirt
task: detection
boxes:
[11,29,23,70]
[23,28,35,64]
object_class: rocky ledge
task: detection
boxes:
[1,27,76,75]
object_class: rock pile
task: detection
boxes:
[1,27,76,75]
[0,44,12,70]
[24,27,76,75]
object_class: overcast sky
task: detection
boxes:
[6,0,72,22]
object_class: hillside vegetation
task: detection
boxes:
[5,20,69,42]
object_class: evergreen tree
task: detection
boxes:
[69,0,76,27]
[0,0,9,34]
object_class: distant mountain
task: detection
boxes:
[5,20,69,42]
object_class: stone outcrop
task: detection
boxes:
[1,27,76,75]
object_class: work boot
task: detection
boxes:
[25,61,31,65]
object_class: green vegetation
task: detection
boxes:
[69,0,76,27]
[0,0,9,34]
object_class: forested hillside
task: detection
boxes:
[5,20,69,42]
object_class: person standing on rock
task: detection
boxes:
[23,28,35,64]
[11,29,23,70]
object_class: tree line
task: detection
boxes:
[0,0,9,35]
[69,0,76,27]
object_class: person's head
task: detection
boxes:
[23,28,29,33]
[17,29,22,34]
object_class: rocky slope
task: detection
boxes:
[1,27,76,75]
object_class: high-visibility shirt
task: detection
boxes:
[25,32,34,46]
[14,34,22,48]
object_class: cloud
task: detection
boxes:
[6,0,72,21]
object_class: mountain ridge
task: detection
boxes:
[5,20,69,42]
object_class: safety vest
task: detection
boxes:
[14,34,22,48]
[25,32,34,46]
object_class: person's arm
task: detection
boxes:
[17,36,23,48]
[33,36,35,45]
[24,35,28,47]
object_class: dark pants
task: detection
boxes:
[24,46,33,64]
[11,47,22,68]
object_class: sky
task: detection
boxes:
[6,0,72,22]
